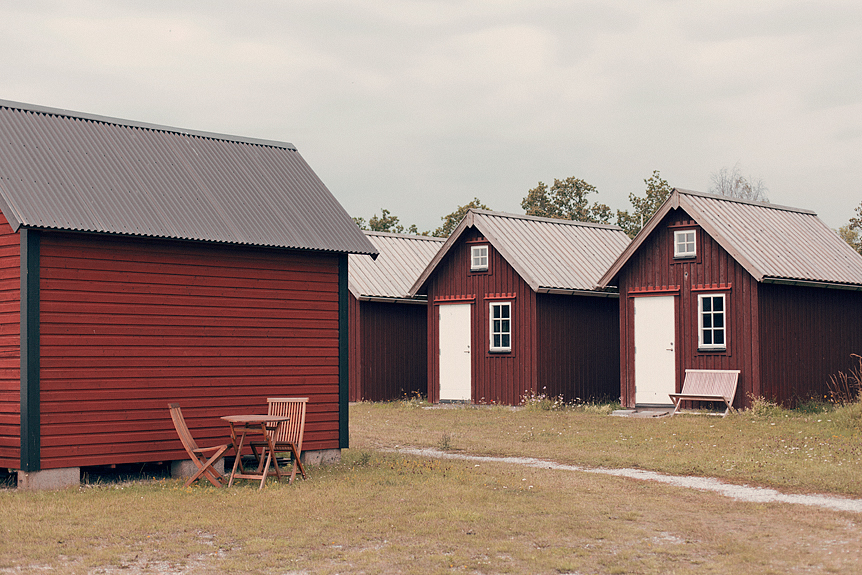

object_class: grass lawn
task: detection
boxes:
[0,401,860,574]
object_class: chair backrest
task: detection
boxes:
[267,398,308,453]
[168,403,201,456]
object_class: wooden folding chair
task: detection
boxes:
[168,403,230,487]
[250,397,308,483]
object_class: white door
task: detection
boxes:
[634,296,675,405]
[439,304,471,401]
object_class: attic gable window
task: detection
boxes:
[674,230,696,259]
[471,245,489,271]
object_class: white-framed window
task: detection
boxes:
[674,230,696,258]
[471,245,489,271]
[489,302,511,352]
[698,294,726,350]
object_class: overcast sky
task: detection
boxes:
[2,1,860,233]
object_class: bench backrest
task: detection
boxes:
[681,369,741,402]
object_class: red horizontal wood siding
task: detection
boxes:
[425,228,537,405]
[0,213,20,468]
[759,283,862,406]
[536,293,620,402]
[350,301,427,402]
[617,209,761,409]
[37,232,342,469]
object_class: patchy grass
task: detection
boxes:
[2,450,861,574]
[0,401,860,574]
[351,399,862,496]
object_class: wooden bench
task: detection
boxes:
[668,369,740,416]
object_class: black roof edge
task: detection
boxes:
[0,98,297,151]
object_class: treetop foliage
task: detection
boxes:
[521,177,612,224]
[840,201,862,255]
[433,197,489,237]
[353,209,424,235]
[615,170,674,238]
[709,163,769,202]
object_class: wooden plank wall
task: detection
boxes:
[37,232,342,469]
[354,301,427,401]
[759,283,862,406]
[617,208,761,408]
[348,293,361,402]
[536,293,620,402]
[425,228,537,405]
[0,213,20,469]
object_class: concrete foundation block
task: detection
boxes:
[301,448,341,466]
[17,467,80,490]
[171,458,225,480]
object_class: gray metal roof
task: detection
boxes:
[410,209,631,295]
[0,99,377,256]
[349,231,445,300]
[598,189,862,289]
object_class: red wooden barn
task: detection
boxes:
[409,209,630,405]
[0,100,377,488]
[348,231,444,401]
[597,189,862,409]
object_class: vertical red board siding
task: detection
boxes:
[536,293,620,402]
[0,213,20,468]
[348,293,361,402]
[616,208,760,409]
[354,301,427,402]
[37,232,342,469]
[425,228,537,405]
[758,283,862,406]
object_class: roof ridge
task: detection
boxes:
[674,188,816,216]
[469,208,624,231]
[362,230,446,241]
[0,98,296,151]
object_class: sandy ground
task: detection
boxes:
[394,447,862,514]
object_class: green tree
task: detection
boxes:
[840,201,862,255]
[433,198,489,237]
[354,209,424,235]
[616,170,673,238]
[521,177,612,224]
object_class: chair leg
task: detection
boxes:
[184,447,228,488]
[289,445,307,483]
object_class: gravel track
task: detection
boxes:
[394,447,862,514]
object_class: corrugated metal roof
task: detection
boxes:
[598,189,862,289]
[681,190,862,286]
[349,231,445,299]
[410,209,631,295]
[0,99,377,256]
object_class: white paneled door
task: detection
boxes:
[439,304,471,401]
[634,296,676,405]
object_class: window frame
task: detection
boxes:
[674,229,697,259]
[489,301,512,353]
[698,293,727,351]
[470,245,489,271]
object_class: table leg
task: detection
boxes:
[228,425,248,488]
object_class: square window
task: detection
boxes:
[698,294,726,350]
[471,245,489,271]
[674,230,696,258]
[489,302,511,352]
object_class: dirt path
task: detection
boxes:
[394,447,862,514]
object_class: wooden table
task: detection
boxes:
[221,414,290,489]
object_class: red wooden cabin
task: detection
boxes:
[409,210,630,405]
[348,231,444,401]
[598,189,862,409]
[0,100,376,488]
